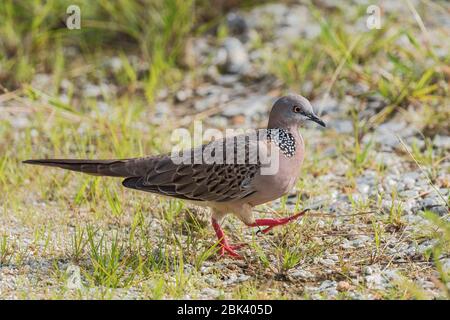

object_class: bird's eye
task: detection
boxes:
[293,106,301,113]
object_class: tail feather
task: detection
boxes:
[23,158,144,177]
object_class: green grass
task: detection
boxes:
[0,0,196,96]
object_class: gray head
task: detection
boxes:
[268,94,325,129]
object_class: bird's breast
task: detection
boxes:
[246,148,304,206]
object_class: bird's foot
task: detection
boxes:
[251,209,310,234]
[211,217,243,259]
[218,242,244,258]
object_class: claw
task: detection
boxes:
[219,245,242,259]
[212,217,243,259]
[256,226,263,236]
[210,209,309,258]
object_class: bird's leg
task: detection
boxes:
[211,218,243,258]
[248,209,309,234]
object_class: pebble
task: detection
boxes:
[332,120,353,133]
[107,56,123,71]
[175,88,193,102]
[426,205,448,216]
[222,95,272,117]
[226,12,248,36]
[312,97,340,115]
[218,37,249,74]
[402,177,416,190]
[319,258,336,267]
[204,275,218,286]
[433,135,450,149]
[365,273,386,290]
[441,259,450,273]
[200,288,221,298]
[10,117,30,129]
[194,94,222,111]
[357,183,370,194]
[364,266,374,275]
[31,73,52,91]
[289,268,315,280]
[317,280,338,297]
[341,239,355,249]
[223,273,250,285]
[374,152,402,167]
[337,281,351,292]
[399,190,419,199]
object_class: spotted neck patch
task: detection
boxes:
[267,128,296,157]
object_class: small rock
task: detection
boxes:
[337,281,351,292]
[289,268,315,280]
[31,73,52,91]
[365,273,384,290]
[357,183,370,194]
[214,74,240,86]
[366,95,386,112]
[426,205,448,216]
[83,83,113,98]
[421,196,445,208]
[218,37,249,74]
[399,190,419,199]
[333,120,353,133]
[341,239,355,249]
[375,152,402,167]
[364,266,374,275]
[441,258,450,273]
[370,120,415,150]
[365,270,399,290]
[402,177,416,190]
[222,95,272,117]
[204,275,217,286]
[352,235,371,248]
[317,280,338,297]
[433,135,450,149]
[231,115,246,125]
[223,273,250,285]
[208,116,229,128]
[175,88,193,102]
[200,288,220,298]
[319,258,336,267]
[179,37,201,68]
[10,117,30,129]
[226,12,248,36]
[312,97,340,115]
[108,57,123,71]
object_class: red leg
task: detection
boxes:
[248,209,309,234]
[211,218,243,258]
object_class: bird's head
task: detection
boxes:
[268,94,326,129]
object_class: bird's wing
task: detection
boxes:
[122,136,263,202]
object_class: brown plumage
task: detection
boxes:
[24,94,326,258]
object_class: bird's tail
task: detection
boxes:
[23,158,149,177]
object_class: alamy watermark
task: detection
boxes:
[65,4,382,31]
[366,5,382,30]
[66,5,81,30]
[169,122,281,175]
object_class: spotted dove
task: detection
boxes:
[24,94,326,258]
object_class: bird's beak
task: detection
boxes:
[308,114,326,127]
